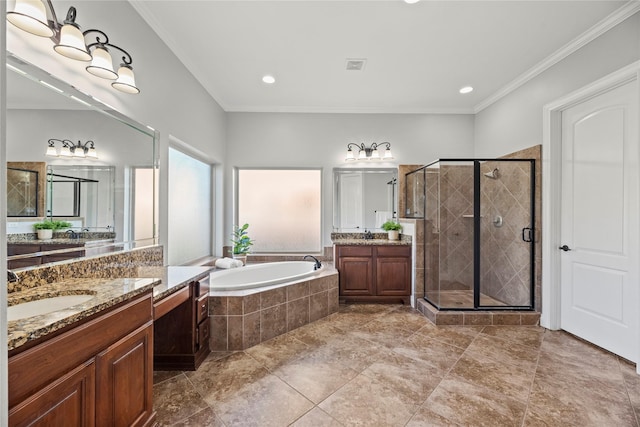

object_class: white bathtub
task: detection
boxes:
[210,261,321,291]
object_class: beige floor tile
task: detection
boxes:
[464,333,539,370]
[406,406,462,426]
[480,325,545,349]
[153,374,209,427]
[272,348,360,403]
[525,375,637,427]
[361,350,445,404]
[416,323,482,349]
[245,333,310,371]
[290,407,343,427]
[349,320,416,349]
[319,374,419,426]
[172,407,225,427]
[185,352,271,405]
[449,351,535,403]
[213,374,314,426]
[424,377,527,427]
[153,370,182,385]
[392,333,466,372]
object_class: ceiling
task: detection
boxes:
[133,1,630,114]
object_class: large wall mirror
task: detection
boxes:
[6,53,158,269]
[333,168,398,232]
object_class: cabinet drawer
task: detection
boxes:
[338,246,372,257]
[376,245,410,257]
[196,294,209,324]
[197,320,210,350]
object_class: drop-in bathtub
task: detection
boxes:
[209,261,320,291]
[208,261,339,351]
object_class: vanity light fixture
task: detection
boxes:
[46,139,98,159]
[7,0,140,94]
[345,142,394,162]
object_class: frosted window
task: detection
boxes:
[168,148,212,265]
[238,169,321,253]
[133,167,157,243]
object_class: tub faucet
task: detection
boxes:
[7,270,19,283]
[303,255,322,270]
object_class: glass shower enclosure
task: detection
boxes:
[406,159,535,310]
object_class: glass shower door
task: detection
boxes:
[477,159,535,309]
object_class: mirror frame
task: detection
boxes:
[6,52,160,267]
[333,167,398,232]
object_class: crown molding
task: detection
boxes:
[224,105,475,114]
[474,1,640,114]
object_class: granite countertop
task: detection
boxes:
[7,277,160,352]
[134,266,213,301]
[332,238,411,246]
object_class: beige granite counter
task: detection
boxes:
[7,277,160,352]
[332,238,411,246]
[134,266,213,300]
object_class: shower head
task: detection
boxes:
[483,168,500,179]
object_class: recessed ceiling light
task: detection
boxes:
[404,0,421,4]
[262,75,275,84]
[459,86,474,94]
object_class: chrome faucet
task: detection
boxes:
[303,255,322,270]
[7,270,19,283]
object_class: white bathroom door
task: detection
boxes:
[560,79,639,362]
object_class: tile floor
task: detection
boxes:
[153,304,640,426]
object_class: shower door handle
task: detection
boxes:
[522,227,533,243]
[559,245,571,252]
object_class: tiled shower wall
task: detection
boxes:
[479,160,534,306]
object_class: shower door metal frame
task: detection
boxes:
[415,158,536,311]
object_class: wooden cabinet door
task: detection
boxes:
[376,256,411,296]
[95,322,155,427]
[339,256,374,296]
[9,360,95,427]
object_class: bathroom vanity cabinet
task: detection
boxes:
[8,291,156,427]
[153,274,211,370]
[336,244,411,304]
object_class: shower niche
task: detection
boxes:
[406,159,535,311]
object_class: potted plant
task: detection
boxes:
[231,223,254,265]
[381,220,402,241]
[33,220,72,240]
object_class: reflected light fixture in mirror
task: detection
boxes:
[46,138,98,159]
[345,142,393,162]
[7,0,140,94]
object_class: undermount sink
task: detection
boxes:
[8,295,95,321]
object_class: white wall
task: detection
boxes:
[6,0,227,260]
[474,13,640,157]
[225,112,475,247]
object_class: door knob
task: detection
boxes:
[559,245,571,251]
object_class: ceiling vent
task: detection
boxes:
[345,59,367,71]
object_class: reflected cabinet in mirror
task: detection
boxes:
[6,53,158,269]
[333,168,398,232]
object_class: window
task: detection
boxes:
[168,147,213,265]
[237,169,322,253]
